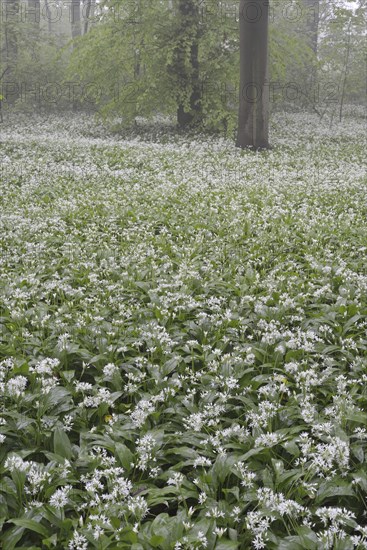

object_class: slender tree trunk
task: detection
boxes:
[27,0,40,26]
[4,0,19,103]
[44,0,52,33]
[134,47,141,79]
[301,0,319,110]
[4,0,18,61]
[71,0,81,40]
[133,0,141,77]
[302,0,319,56]
[0,67,11,122]
[339,20,352,122]
[236,0,270,150]
[83,0,91,34]
[176,0,201,128]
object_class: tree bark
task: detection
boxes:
[176,0,201,128]
[4,0,18,61]
[236,0,270,150]
[44,0,52,33]
[27,0,40,27]
[339,20,352,122]
[0,67,11,121]
[71,0,82,40]
[83,0,92,35]
[3,0,19,103]
[300,0,319,110]
[302,0,319,56]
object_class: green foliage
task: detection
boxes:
[0,0,365,128]
[66,0,322,130]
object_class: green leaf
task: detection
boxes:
[215,539,239,549]
[212,454,238,484]
[346,410,367,425]
[40,534,58,549]
[282,440,300,457]
[351,444,364,463]
[278,535,317,550]
[150,535,165,547]
[162,356,180,376]
[0,525,23,550]
[7,518,50,538]
[315,480,356,505]
[53,428,73,459]
[352,470,367,492]
[61,370,75,383]
[115,443,134,472]
[342,314,361,335]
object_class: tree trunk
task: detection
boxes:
[176,0,201,128]
[3,0,19,103]
[302,0,319,56]
[44,0,52,33]
[236,0,270,150]
[71,0,81,40]
[300,0,319,110]
[4,0,18,61]
[27,0,40,26]
[0,67,11,121]
[339,20,352,122]
[83,0,92,35]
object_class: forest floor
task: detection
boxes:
[0,109,367,549]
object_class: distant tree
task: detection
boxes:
[0,66,10,121]
[71,0,82,40]
[302,0,320,55]
[44,0,53,33]
[83,0,95,35]
[28,0,40,28]
[295,0,320,111]
[236,0,270,150]
[3,0,18,65]
[172,0,202,128]
[317,0,366,120]
[2,0,19,103]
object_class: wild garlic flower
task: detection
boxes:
[197,531,208,548]
[103,363,119,377]
[167,472,185,489]
[68,532,88,550]
[30,357,60,375]
[127,496,149,519]
[6,376,28,397]
[136,433,156,470]
[49,485,71,508]
[5,454,30,472]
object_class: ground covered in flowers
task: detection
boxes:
[0,109,367,549]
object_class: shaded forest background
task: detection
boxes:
[0,0,366,135]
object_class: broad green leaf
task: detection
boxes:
[115,442,134,471]
[53,428,73,459]
[215,539,239,549]
[7,518,50,538]
[150,535,165,547]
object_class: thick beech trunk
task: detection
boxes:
[236,0,270,150]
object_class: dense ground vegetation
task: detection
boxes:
[0,109,367,549]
